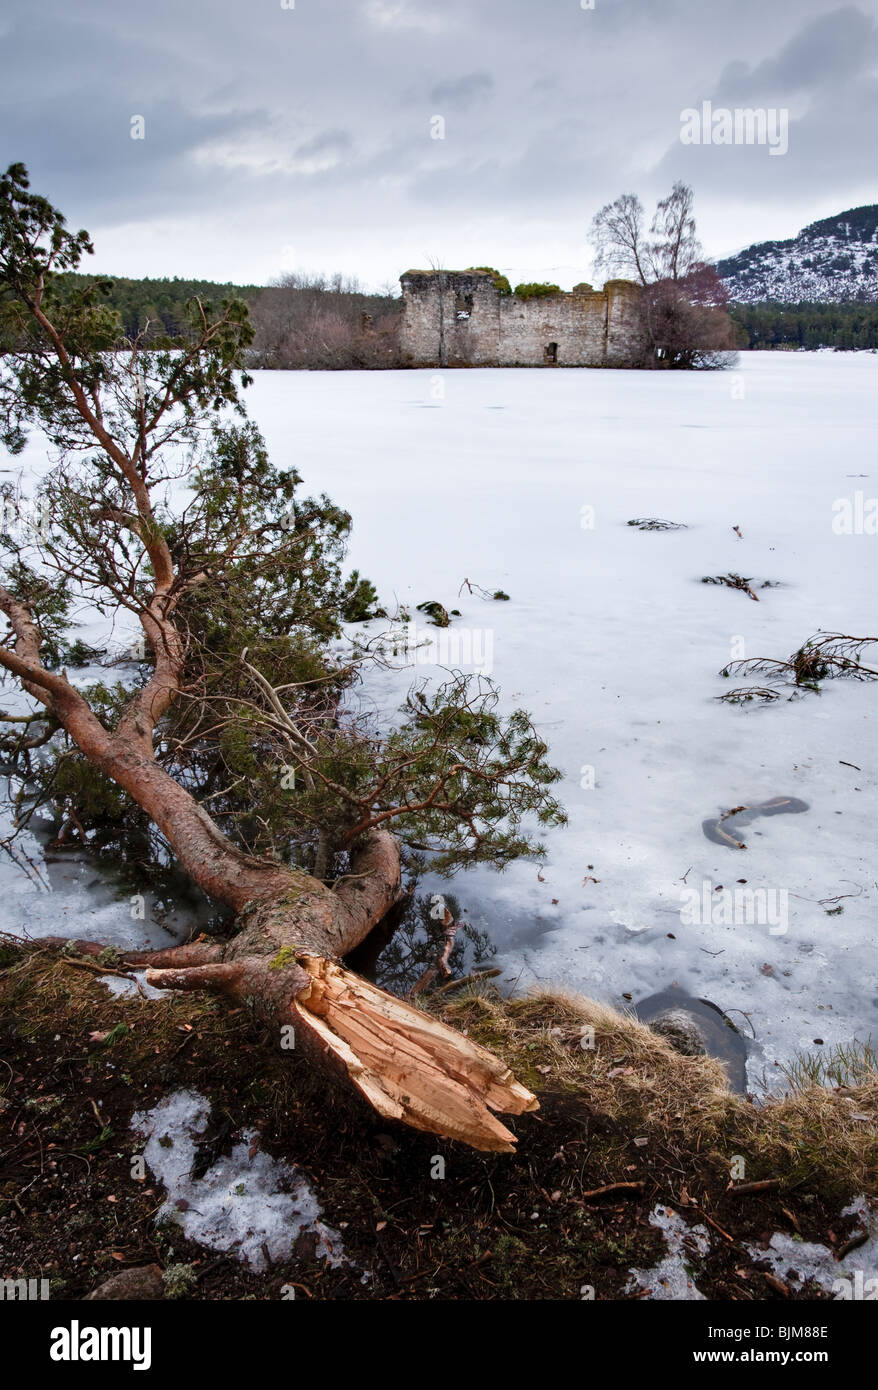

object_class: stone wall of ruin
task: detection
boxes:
[398,271,647,368]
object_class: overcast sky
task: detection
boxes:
[2,0,876,290]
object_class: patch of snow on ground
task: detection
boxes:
[626,1204,711,1299]
[130,1089,346,1272]
[746,1196,878,1297]
[99,970,167,1001]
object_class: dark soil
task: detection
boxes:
[0,946,871,1301]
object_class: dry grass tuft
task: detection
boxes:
[437,984,878,1199]
[3,944,877,1204]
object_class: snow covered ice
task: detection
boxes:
[3,351,877,1086]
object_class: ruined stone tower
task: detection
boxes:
[398,270,647,368]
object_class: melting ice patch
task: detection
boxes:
[626,1205,711,1300]
[131,1089,346,1272]
[746,1197,878,1297]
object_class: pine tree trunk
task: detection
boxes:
[42,732,537,1152]
[2,593,537,1150]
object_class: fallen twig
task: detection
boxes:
[702,573,760,601]
[579,1180,645,1201]
[61,956,139,984]
[728,1178,782,1196]
[695,1209,737,1245]
[762,1272,789,1297]
[835,1230,869,1261]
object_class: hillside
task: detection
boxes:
[719,205,878,305]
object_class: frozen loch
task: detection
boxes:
[4,351,877,1088]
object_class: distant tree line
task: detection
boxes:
[729,300,878,350]
[5,263,876,366]
[23,272,261,343]
[0,270,404,368]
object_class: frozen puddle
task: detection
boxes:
[746,1196,878,1297]
[130,1089,346,1272]
[626,1205,711,1300]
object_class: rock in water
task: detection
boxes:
[633,987,748,1093]
[648,1007,712,1058]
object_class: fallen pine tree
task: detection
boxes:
[0,163,563,1151]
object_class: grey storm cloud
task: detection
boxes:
[295,130,354,159]
[0,0,875,287]
[653,4,878,217]
[717,6,878,97]
[429,73,494,109]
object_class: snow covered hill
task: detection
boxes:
[718,205,878,304]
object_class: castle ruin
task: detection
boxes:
[399,270,647,368]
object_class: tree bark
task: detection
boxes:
[0,580,536,1150]
[5,619,536,1150]
[46,822,537,1151]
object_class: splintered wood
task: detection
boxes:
[293,957,538,1152]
